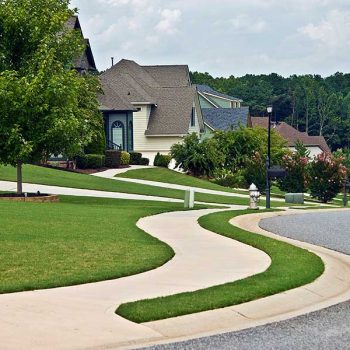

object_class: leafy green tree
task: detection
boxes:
[0,0,102,193]
[171,133,225,177]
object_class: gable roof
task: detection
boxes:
[250,117,331,153]
[66,16,97,72]
[203,107,249,131]
[99,59,203,135]
[196,84,242,102]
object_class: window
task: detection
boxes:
[191,107,196,127]
[111,120,124,150]
[128,121,133,151]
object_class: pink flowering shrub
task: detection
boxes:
[308,153,347,203]
[278,152,309,193]
[244,151,266,192]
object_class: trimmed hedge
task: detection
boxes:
[154,152,172,168]
[76,154,105,169]
[121,151,130,166]
[139,157,150,166]
[105,150,121,168]
[130,152,142,165]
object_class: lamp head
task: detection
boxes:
[267,106,273,114]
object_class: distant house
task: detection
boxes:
[66,16,97,73]
[196,85,249,137]
[250,117,331,157]
[99,59,204,162]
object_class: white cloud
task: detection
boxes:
[155,9,182,35]
[299,9,350,50]
[71,0,350,76]
[229,14,266,33]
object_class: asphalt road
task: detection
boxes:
[141,210,350,350]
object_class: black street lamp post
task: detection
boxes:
[266,106,273,209]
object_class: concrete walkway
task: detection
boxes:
[132,209,350,349]
[0,180,182,204]
[93,168,286,202]
[2,207,350,350]
[0,207,272,350]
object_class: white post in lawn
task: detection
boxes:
[184,188,195,209]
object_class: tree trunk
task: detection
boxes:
[17,160,23,195]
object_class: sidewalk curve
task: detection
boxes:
[0,206,270,350]
[135,208,350,350]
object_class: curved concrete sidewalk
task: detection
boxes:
[0,207,270,350]
[93,169,286,202]
[135,209,350,350]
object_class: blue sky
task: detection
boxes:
[71,0,350,77]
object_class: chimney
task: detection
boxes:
[111,57,114,67]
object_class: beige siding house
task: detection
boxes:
[99,59,204,163]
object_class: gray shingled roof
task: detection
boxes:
[99,59,202,135]
[66,17,97,71]
[202,107,249,131]
[143,65,190,87]
[145,87,197,135]
[196,84,242,102]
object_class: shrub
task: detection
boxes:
[130,152,142,165]
[278,152,309,193]
[212,169,245,188]
[334,148,350,176]
[213,126,287,172]
[154,152,172,167]
[243,151,266,193]
[76,154,105,169]
[139,157,150,166]
[120,151,130,166]
[105,150,121,168]
[85,129,106,155]
[171,133,225,177]
[308,153,346,203]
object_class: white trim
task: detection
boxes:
[145,134,186,137]
[203,91,243,103]
[198,91,219,108]
[131,102,154,105]
[204,122,215,131]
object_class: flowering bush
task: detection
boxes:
[278,152,309,193]
[243,151,266,193]
[308,153,347,203]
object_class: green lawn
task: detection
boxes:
[117,167,239,194]
[0,196,206,294]
[116,209,324,323]
[0,164,291,207]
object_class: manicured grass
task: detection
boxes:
[0,164,248,206]
[117,167,239,194]
[0,164,292,207]
[0,196,207,294]
[116,210,324,323]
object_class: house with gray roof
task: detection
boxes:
[99,59,204,162]
[66,16,97,73]
[196,85,249,137]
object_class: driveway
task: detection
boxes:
[142,210,350,350]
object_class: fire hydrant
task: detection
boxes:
[249,183,260,210]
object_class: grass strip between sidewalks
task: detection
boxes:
[116,209,324,323]
[0,164,294,207]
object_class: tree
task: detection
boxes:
[0,0,102,194]
[171,133,225,177]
